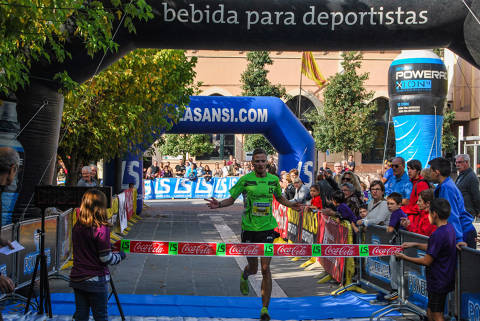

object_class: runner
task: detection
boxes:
[205,148,301,321]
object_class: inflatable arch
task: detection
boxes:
[7,0,480,220]
[103,96,315,211]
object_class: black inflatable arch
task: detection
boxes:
[13,0,480,220]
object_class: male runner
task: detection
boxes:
[205,148,301,321]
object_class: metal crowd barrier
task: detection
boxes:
[0,224,15,280]
[458,246,480,321]
[358,224,480,320]
[359,225,392,294]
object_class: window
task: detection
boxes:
[286,95,316,131]
[361,97,396,164]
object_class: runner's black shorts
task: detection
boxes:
[428,291,448,313]
[241,229,280,243]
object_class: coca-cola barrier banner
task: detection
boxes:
[115,240,402,257]
[272,199,288,239]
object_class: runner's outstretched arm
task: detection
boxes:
[205,197,236,209]
[276,195,302,211]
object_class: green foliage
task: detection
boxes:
[244,134,275,155]
[305,51,376,158]
[240,51,290,154]
[159,134,215,161]
[442,103,457,155]
[240,51,289,99]
[0,0,153,95]
[58,49,197,185]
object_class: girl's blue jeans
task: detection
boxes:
[73,288,108,321]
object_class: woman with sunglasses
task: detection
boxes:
[356,180,391,227]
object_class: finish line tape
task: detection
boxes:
[115,240,402,257]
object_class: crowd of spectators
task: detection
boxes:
[279,156,478,250]
[143,155,279,180]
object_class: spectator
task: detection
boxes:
[197,162,205,177]
[221,160,230,177]
[77,166,97,187]
[324,169,339,191]
[333,162,343,185]
[384,157,412,204]
[90,164,99,185]
[70,189,126,321]
[347,155,356,172]
[212,162,222,177]
[267,157,277,175]
[360,181,370,203]
[184,161,191,178]
[57,167,66,185]
[382,158,393,184]
[307,184,323,210]
[322,190,357,225]
[404,189,436,236]
[175,160,186,177]
[428,157,476,249]
[455,154,480,218]
[146,160,160,179]
[401,159,430,233]
[340,172,362,195]
[292,178,310,204]
[341,160,349,171]
[282,173,296,200]
[163,165,173,178]
[357,180,390,227]
[188,163,198,181]
[0,147,19,308]
[227,154,234,166]
[385,192,407,301]
[204,164,213,182]
[396,198,456,321]
[341,182,363,219]
[316,170,334,207]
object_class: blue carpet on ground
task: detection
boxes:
[49,293,400,320]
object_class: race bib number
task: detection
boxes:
[252,202,271,216]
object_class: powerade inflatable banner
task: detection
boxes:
[168,96,315,187]
[144,177,240,200]
[388,50,447,167]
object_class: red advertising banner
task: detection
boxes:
[318,214,348,283]
[124,189,134,220]
[128,241,169,254]
[272,198,288,239]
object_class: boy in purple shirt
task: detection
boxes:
[385,192,407,301]
[396,198,456,321]
[321,190,358,231]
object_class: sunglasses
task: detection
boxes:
[392,164,401,168]
[342,177,352,181]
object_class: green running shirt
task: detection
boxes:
[229,172,282,231]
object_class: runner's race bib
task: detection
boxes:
[252,202,271,216]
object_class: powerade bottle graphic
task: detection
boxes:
[0,99,25,225]
[388,50,447,167]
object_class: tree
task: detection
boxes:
[159,134,215,161]
[58,49,197,185]
[0,0,153,95]
[240,51,289,155]
[442,103,457,156]
[305,51,376,159]
[243,134,275,156]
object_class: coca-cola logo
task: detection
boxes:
[132,241,166,254]
[227,244,262,256]
[323,245,356,257]
[179,243,215,255]
[276,245,309,257]
[371,246,402,256]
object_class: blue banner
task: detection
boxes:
[145,177,241,200]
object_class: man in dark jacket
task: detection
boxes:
[455,154,480,218]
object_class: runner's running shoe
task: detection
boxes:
[260,307,270,321]
[384,290,398,301]
[240,273,249,295]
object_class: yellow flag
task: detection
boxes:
[301,52,327,88]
